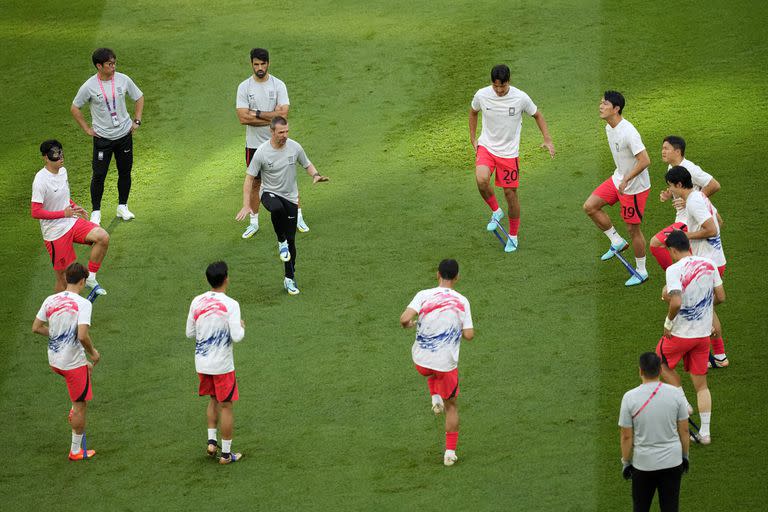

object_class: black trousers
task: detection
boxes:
[91,132,133,210]
[260,192,298,279]
[631,464,683,512]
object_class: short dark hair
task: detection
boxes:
[206,261,228,288]
[92,48,116,67]
[65,262,88,284]
[639,352,661,378]
[603,90,625,114]
[250,48,269,62]
[663,135,686,157]
[490,64,510,83]
[40,139,63,161]
[438,259,459,280]
[665,166,693,189]
[665,229,690,252]
[270,116,288,129]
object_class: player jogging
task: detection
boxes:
[31,140,110,297]
[469,64,555,252]
[235,117,329,295]
[650,136,721,271]
[658,230,724,445]
[400,259,474,466]
[584,91,651,286]
[186,261,245,464]
[32,263,101,460]
[665,166,729,367]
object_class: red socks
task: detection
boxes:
[650,245,673,270]
[508,217,520,236]
[484,196,499,211]
[88,261,101,274]
[445,431,458,451]
[711,337,725,355]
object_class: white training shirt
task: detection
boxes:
[670,159,713,224]
[73,72,143,140]
[605,119,651,194]
[618,382,688,471]
[666,255,723,338]
[31,167,76,241]
[685,191,726,267]
[407,287,473,372]
[236,75,290,148]
[471,85,537,158]
[36,291,92,370]
[186,292,245,375]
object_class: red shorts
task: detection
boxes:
[656,335,710,375]
[415,365,459,400]
[51,365,93,402]
[718,265,725,278]
[475,145,520,188]
[654,222,687,244]
[592,177,649,224]
[198,371,239,402]
[44,218,99,271]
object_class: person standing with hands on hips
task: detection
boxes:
[71,48,144,225]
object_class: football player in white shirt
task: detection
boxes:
[400,259,474,466]
[31,140,111,297]
[665,166,729,367]
[584,91,652,286]
[469,64,555,252]
[657,230,725,445]
[32,263,101,460]
[651,136,721,271]
[186,261,245,464]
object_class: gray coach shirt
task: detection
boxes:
[618,382,688,471]
[236,75,289,148]
[73,72,143,140]
[246,139,311,204]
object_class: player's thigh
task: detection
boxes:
[113,134,133,173]
[92,137,114,173]
[588,177,618,207]
[619,190,649,225]
[475,165,493,184]
[260,192,285,213]
[656,336,683,370]
[494,157,520,188]
[78,220,108,245]
[683,337,710,375]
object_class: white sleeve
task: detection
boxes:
[228,300,245,343]
[713,268,723,287]
[36,300,48,322]
[277,81,289,105]
[687,194,713,225]
[677,394,689,421]
[523,92,537,116]
[462,298,473,329]
[295,144,311,169]
[124,75,143,101]
[470,91,482,111]
[666,266,682,293]
[77,299,92,326]
[689,165,713,189]
[618,393,633,428]
[246,149,262,177]
[236,82,249,109]
[31,174,45,203]
[185,300,196,339]
[406,291,424,313]
[628,127,646,156]
[72,81,91,108]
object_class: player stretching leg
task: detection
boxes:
[583,91,651,286]
[32,263,101,460]
[186,261,245,464]
[400,259,474,466]
[469,64,555,252]
[31,140,110,297]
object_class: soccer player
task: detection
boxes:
[469,64,555,252]
[400,259,474,466]
[657,230,725,445]
[186,261,245,464]
[235,117,329,295]
[650,136,721,271]
[583,91,651,286]
[665,166,729,367]
[236,48,310,237]
[32,262,101,460]
[31,140,110,296]
[71,48,144,225]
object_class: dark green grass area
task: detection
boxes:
[1,0,766,510]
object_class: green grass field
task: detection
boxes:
[1,0,767,510]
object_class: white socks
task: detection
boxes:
[700,412,712,437]
[71,432,83,453]
[249,213,258,225]
[298,208,304,221]
[636,257,647,274]
[208,428,217,442]
[88,272,97,281]
[221,439,232,454]
[603,226,624,246]
[431,394,444,407]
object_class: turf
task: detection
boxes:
[1,0,766,510]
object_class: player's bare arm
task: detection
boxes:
[714,285,726,305]
[462,328,474,341]
[664,290,682,336]
[130,96,145,133]
[702,177,721,198]
[620,427,633,462]
[468,108,479,150]
[532,110,555,158]
[77,324,100,365]
[237,104,289,127]
[306,164,329,184]
[32,318,49,337]
[677,420,690,457]
[685,218,717,240]
[399,308,417,328]
[618,149,651,194]
[70,104,96,137]
[235,174,256,220]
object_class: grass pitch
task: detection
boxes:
[1,0,767,510]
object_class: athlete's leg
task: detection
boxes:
[660,363,682,387]
[650,233,673,270]
[249,178,262,214]
[690,373,712,437]
[626,222,647,259]
[113,133,133,205]
[90,138,114,211]
[475,165,496,206]
[85,227,110,265]
[219,401,234,443]
[444,398,459,433]
[502,187,520,235]
[583,194,613,230]
[283,199,299,278]
[710,311,727,359]
[70,400,87,435]
[54,269,66,292]
[260,193,289,242]
[207,397,219,430]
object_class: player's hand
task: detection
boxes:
[471,139,478,152]
[130,122,140,134]
[660,189,672,202]
[240,319,245,328]
[622,461,633,480]
[663,328,672,337]
[89,349,101,366]
[235,206,253,221]
[312,174,329,184]
[618,178,629,195]
[661,285,669,302]
[682,455,689,474]
[72,206,88,219]
[85,126,96,137]
[541,139,555,159]
[672,197,686,210]
[64,207,76,218]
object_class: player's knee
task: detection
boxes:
[650,236,663,248]
[583,200,596,215]
[97,229,110,245]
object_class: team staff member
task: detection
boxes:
[31,140,110,296]
[71,47,144,225]
[619,352,689,512]
[236,48,310,237]
[469,64,555,252]
[32,263,101,460]
[186,261,245,464]
[400,259,474,467]
[583,91,651,286]
[235,117,328,296]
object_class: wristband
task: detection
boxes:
[133,119,141,125]
[664,317,674,330]
[255,109,262,119]
[621,458,631,466]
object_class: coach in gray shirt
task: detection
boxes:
[619,352,690,512]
